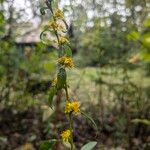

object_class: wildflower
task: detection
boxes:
[59,36,69,45]
[65,101,80,115]
[61,129,71,142]
[49,21,63,31]
[54,9,64,19]
[52,77,57,86]
[58,56,74,68]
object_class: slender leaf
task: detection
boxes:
[81,111,98,130]
[48,86,57,108]
[131,119,150,126]
[81,141,97,150]
[64,45,72,57]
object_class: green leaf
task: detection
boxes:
[64,46,72,57]
[0,11,5,24]
[40,7,48,15]
[140,50,150,61]
[144,18,150,27]
[0,0,4,3]
[40,139,57,150]
[44,61,55,73]
[131,119,150,126]
[48,86,57,108]
[57,68,66,90]
[81,141,97,150]
[81,111,98,130]
[141,33,150,48]
[127,31,139,40]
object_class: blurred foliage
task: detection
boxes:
[0,0,57,108]
[0,0,150,149]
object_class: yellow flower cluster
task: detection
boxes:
[49,21,63,31]
[58,56,74,69]
[48,9,69,47]
[65,101,80,115]
[54,9,64,19]
[59,36,69,45]
[60,129,71,142]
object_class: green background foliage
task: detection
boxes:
[0,0,149,149]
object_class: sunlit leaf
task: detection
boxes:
[81,141,97,150]
[131,119,150,126]
[141,33,150,48]
[127,31,139,40]
[81,111,98,130]
[144,18,150,27]
[140,50,150,61]
[44,61,55,73]
[41,105,54,121]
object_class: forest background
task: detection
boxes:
[0,0,150,149]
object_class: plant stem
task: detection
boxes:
[69,113,74,150]
[65,83,69,101]
[46,2,74,149]
[47,1,60,49]
[65,79,74,149]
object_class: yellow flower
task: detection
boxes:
[58,56,74,69]
[60,129,71,142]
[59,36,69,45]
[54,9,64,19]
[52,77,57,86]
[49,21,63,31]
[65,101,80,115]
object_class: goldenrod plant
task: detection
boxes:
[40,0,97,150]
